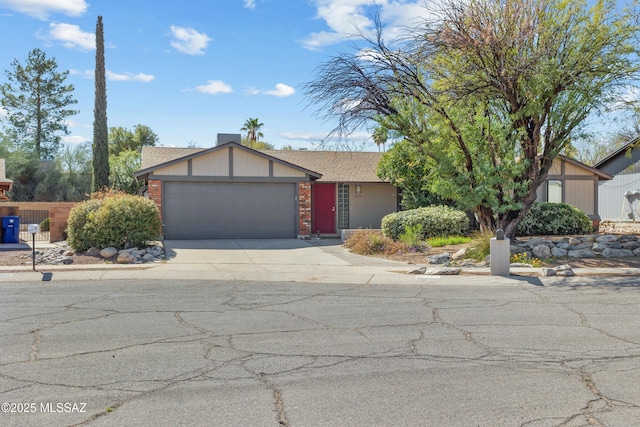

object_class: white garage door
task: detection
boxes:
[163,182,296,239]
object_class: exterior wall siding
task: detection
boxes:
[598,172,640,221]
[148,179,163,222]
[192,150,229,176]
[233,149,270,176]
[273,162,306,178]
[348,183,397,229]
[156,162,188,176]
[298,182,312,237]
[565,180,596,216]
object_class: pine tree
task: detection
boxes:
[0,49,78,160]
[92,15,109,192]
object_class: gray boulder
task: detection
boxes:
[86,247,100,257]
[572,242,593,250]
[568,249,596,258]
[424,267,462,275]
[142,253,157,262]
[540,268,556,277]
[592,242,609,252]
[551,247,568,257]
[428,252,451,265]
[100,247,118,258]
[556,269,575,277]
[601,248,634,258]
[622,241,640,249]
[533,244,551,258]
[595,234,619,243]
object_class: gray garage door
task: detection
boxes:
[164,182,297,239]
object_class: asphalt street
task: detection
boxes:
[1,277,640,426]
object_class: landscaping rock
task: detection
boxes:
[86,247,100,257]
[424,267,461,275]
[601,248,634,258]
[452,248,468,260]
[142,253,157,262]
[100,247,118,258]
[568,249,596,258]
[532,244,551,258]
[540,268,556,277]
[428,252,451,265]
[117,252,136,264]
[556,269,575,277]
[596,235,619,243]
[551,247,568,257]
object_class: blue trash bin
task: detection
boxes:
[1,216,19,244]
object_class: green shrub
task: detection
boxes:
[516,202,593,236]
[67,194,161,251]
[39,217,50,232]
[381,206,469,240]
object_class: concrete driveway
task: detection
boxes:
[163,239,352,266]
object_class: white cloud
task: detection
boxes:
[246,83,295,97]
[264,83,296,97]
[0,106,7,118]
[196,80,233,95]
[0,0,87,19]
[302,0,428,50]
[244,0,256,9]
[44,22,94,50]
[106,71,155,82]
[170,25,212,55]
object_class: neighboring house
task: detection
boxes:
[535,155,612,225]
[0,158,13,202]
[135,134,398,240]
[594,137,640,221]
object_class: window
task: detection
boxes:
[547,180,562,203]
[338,184,349,229]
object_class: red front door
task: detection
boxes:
[312,183,336,234]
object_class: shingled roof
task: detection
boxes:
[262,150,385,182]
[139,146,387,183]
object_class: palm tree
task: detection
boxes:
[240,118,264,148]
[372,125,388,152]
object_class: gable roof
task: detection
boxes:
[135,142,322,180]
[593,136,640,169]
[137,144,387,183]
[558,154,612,180]
[261,150,385,182]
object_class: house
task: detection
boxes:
[135,133,609,240]
[535,154,612,225]
[0,158,13,202]
[593,137,640,221]
[135,134,398,240]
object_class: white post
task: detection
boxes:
[490,229,510,277]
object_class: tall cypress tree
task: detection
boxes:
[92,15,109,192]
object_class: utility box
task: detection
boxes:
[1,216,19,244]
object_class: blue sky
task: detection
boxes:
[0,0,426,150]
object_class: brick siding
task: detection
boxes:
[147,180,163,222]
[298,182,311,237]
